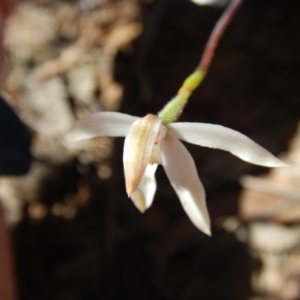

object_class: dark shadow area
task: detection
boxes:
[0,95,31,175]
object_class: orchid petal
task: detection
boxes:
[161,135,211,235]
[65,112,138,141]
[123,114,165,196]
[130,164,158,213]
[168,123,287,167]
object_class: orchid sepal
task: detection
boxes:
[167,122,288,168]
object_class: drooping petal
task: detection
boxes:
[168,123,287,167]
[161,135,211,235]
[65,112,139,140]
[123,114,166,196]
[130,164,158,213]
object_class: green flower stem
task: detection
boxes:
[159,69,205,124]
[158,0,243,125]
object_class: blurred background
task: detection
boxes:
[0,0,300,299]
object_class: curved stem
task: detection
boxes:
[159,0,243,124]
[199,0,243,72]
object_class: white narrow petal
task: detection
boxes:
[168,123,287,168]
[161,135,211,235]
[191,0,228,7]
[123,114,165,196]
[130,164,158,213]
[65,112,139,140]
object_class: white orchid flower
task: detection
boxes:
[65,112,286,235]
[66,0,286,235]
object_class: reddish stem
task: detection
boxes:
[199,0,243,72]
